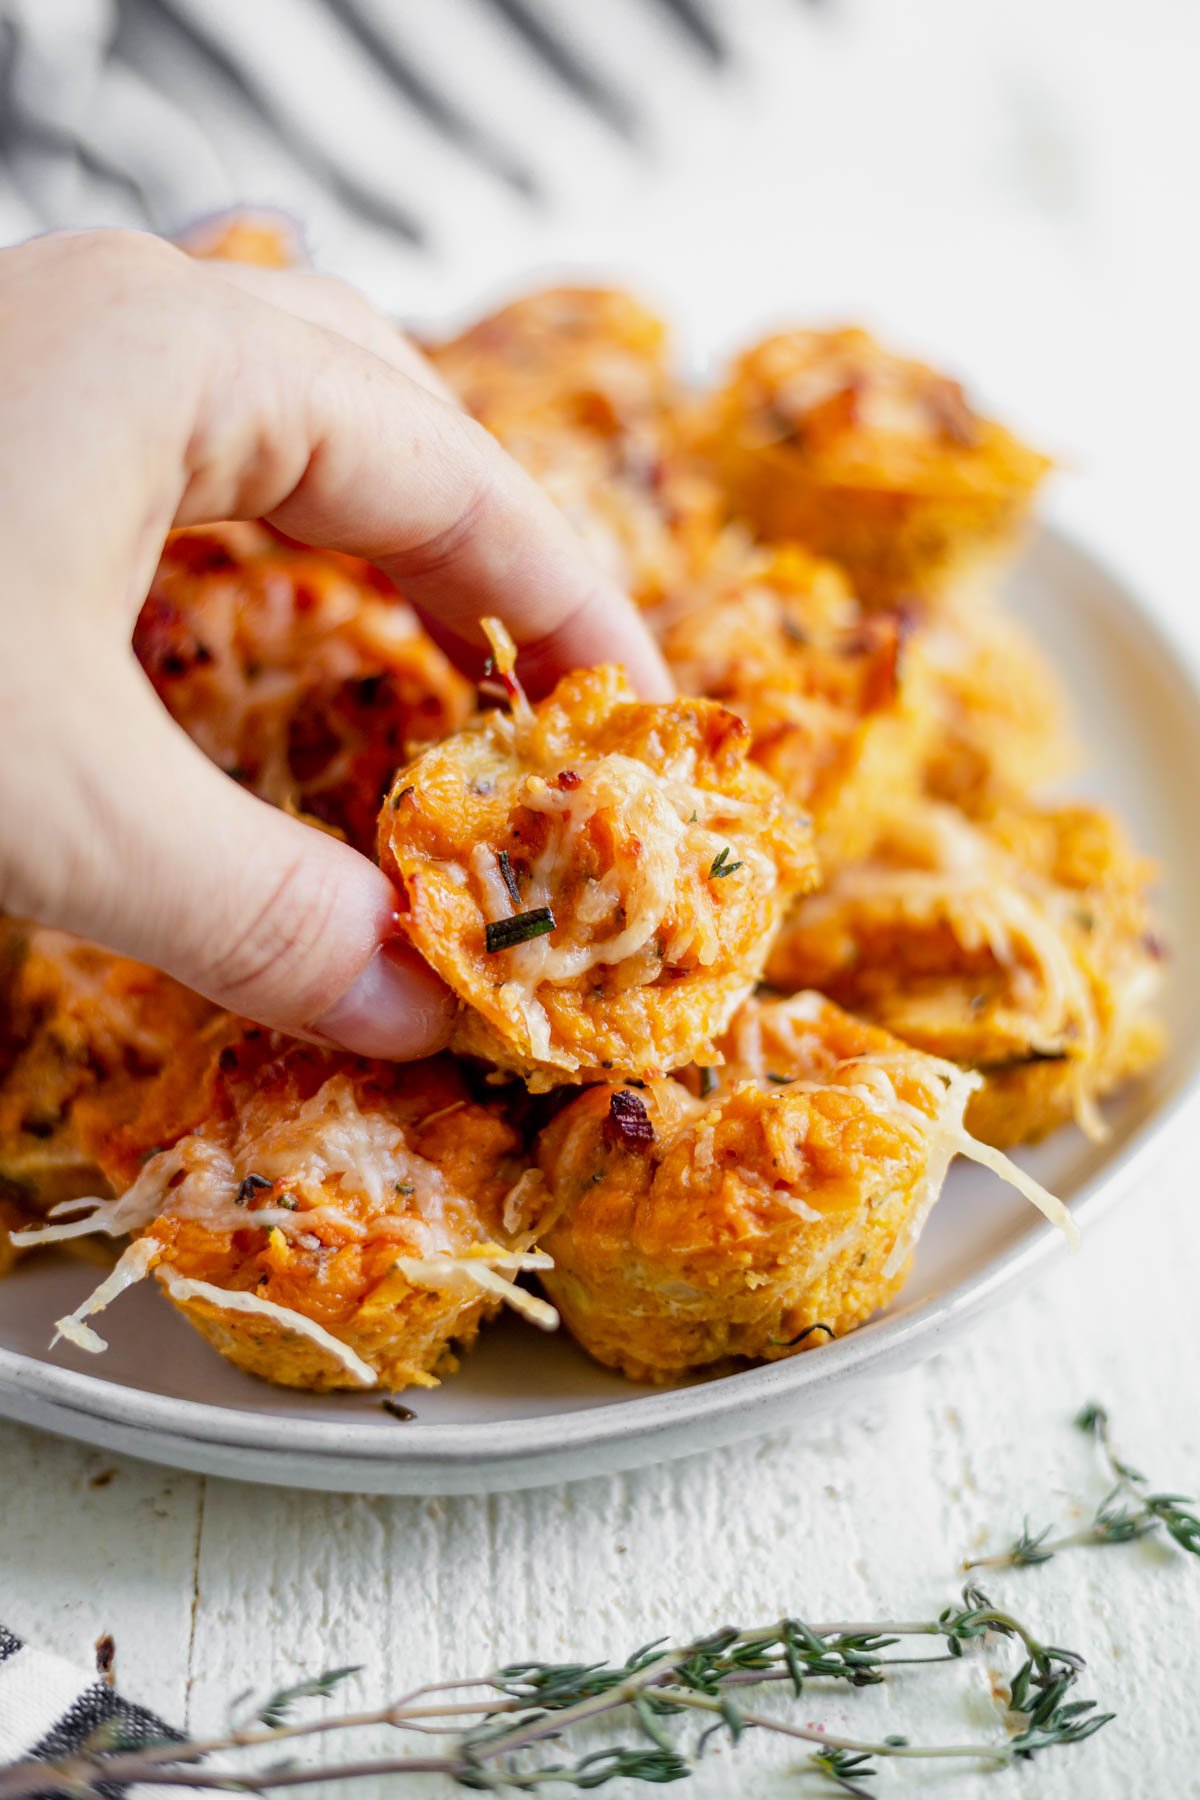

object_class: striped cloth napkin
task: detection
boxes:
[0,1624,179,1795]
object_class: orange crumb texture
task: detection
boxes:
[0,923,216,1217]
[0,239,1166,1397]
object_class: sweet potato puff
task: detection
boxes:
[698,327,1050,608]
[766,800,1164,1147]
[106,1047,542,1393]
[378,666,819,1089]
[536,996,955,1382]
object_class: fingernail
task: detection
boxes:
[313,939,455,1060]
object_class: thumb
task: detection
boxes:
[2,645,454,1059]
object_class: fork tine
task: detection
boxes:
[482,0,643,140]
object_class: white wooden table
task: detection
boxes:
[3,1,1199,1792]
[3,1148,1199,1796]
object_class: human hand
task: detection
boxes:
[0,230,671,1060]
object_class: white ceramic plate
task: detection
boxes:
[2,524,1198,1494]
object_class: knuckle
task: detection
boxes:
[395,468,496,584]
[197,854,346,1020]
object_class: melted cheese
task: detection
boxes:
[479,754,775,1018]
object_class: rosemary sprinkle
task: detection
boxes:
[485,907,556,954]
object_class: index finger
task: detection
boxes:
[185,262,674,701]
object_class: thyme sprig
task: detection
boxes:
[965,1402,1200,1570]
[0,1590,1107,1798]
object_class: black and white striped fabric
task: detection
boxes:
[0,0,745,240]
[0,0,830,308]
[0,1625,179,1795]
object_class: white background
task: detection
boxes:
[2,1,1200,1792]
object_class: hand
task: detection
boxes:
[0,230,671,1060]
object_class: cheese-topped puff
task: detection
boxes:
[29,1039,549,1394]
[698,327,1050,608]
[378,644,818,1090]
[536,992,1069,1383]
[767,800,1164,1146]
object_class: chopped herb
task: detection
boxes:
[766,1071,791,1085]
[496,849,523,908]
[698,1067,718,1099]
[603,1090,655,1152]
[235,1173,274,1206]
[771,1322,836,1348]
[391,784,415,810]
[485,907,556,953]
[394,1180,415,1198]
[710,846,743,879]
[688,810,698,824]
[482,655,495,677]
[382,1397,417,1422]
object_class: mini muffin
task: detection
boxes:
[920,606,1077,814]
[178,209,301,267]
[135,522,473,854]
[0,924,216,1235]
[663,546,934,867]
[697,327,1050,608]
[378,625,819,1089]
[428,286,724,612]
[38,1038,550,1393]
[427,285,675,439]
[766,800,1164,1146]
[535,992,1071,1383]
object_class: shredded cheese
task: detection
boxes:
[392,1248,559,1331]
[51,1236,161,1354]
[711,996,1079,1264]
[157,1268,377,1386]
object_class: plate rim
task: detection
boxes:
[3,520,1199,1485]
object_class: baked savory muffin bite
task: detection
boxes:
[135,523,473,854]
[766,800,1164,1146]
[535,992,1071,1383]
[428,285,675,439]
[0,925,216,1240]
[697,327,1050,608]
[662,545,933,867]
[30,1036,551,1393]
[428,286,724,612]
[920,606,1077,814]
[378,623,819,1089]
